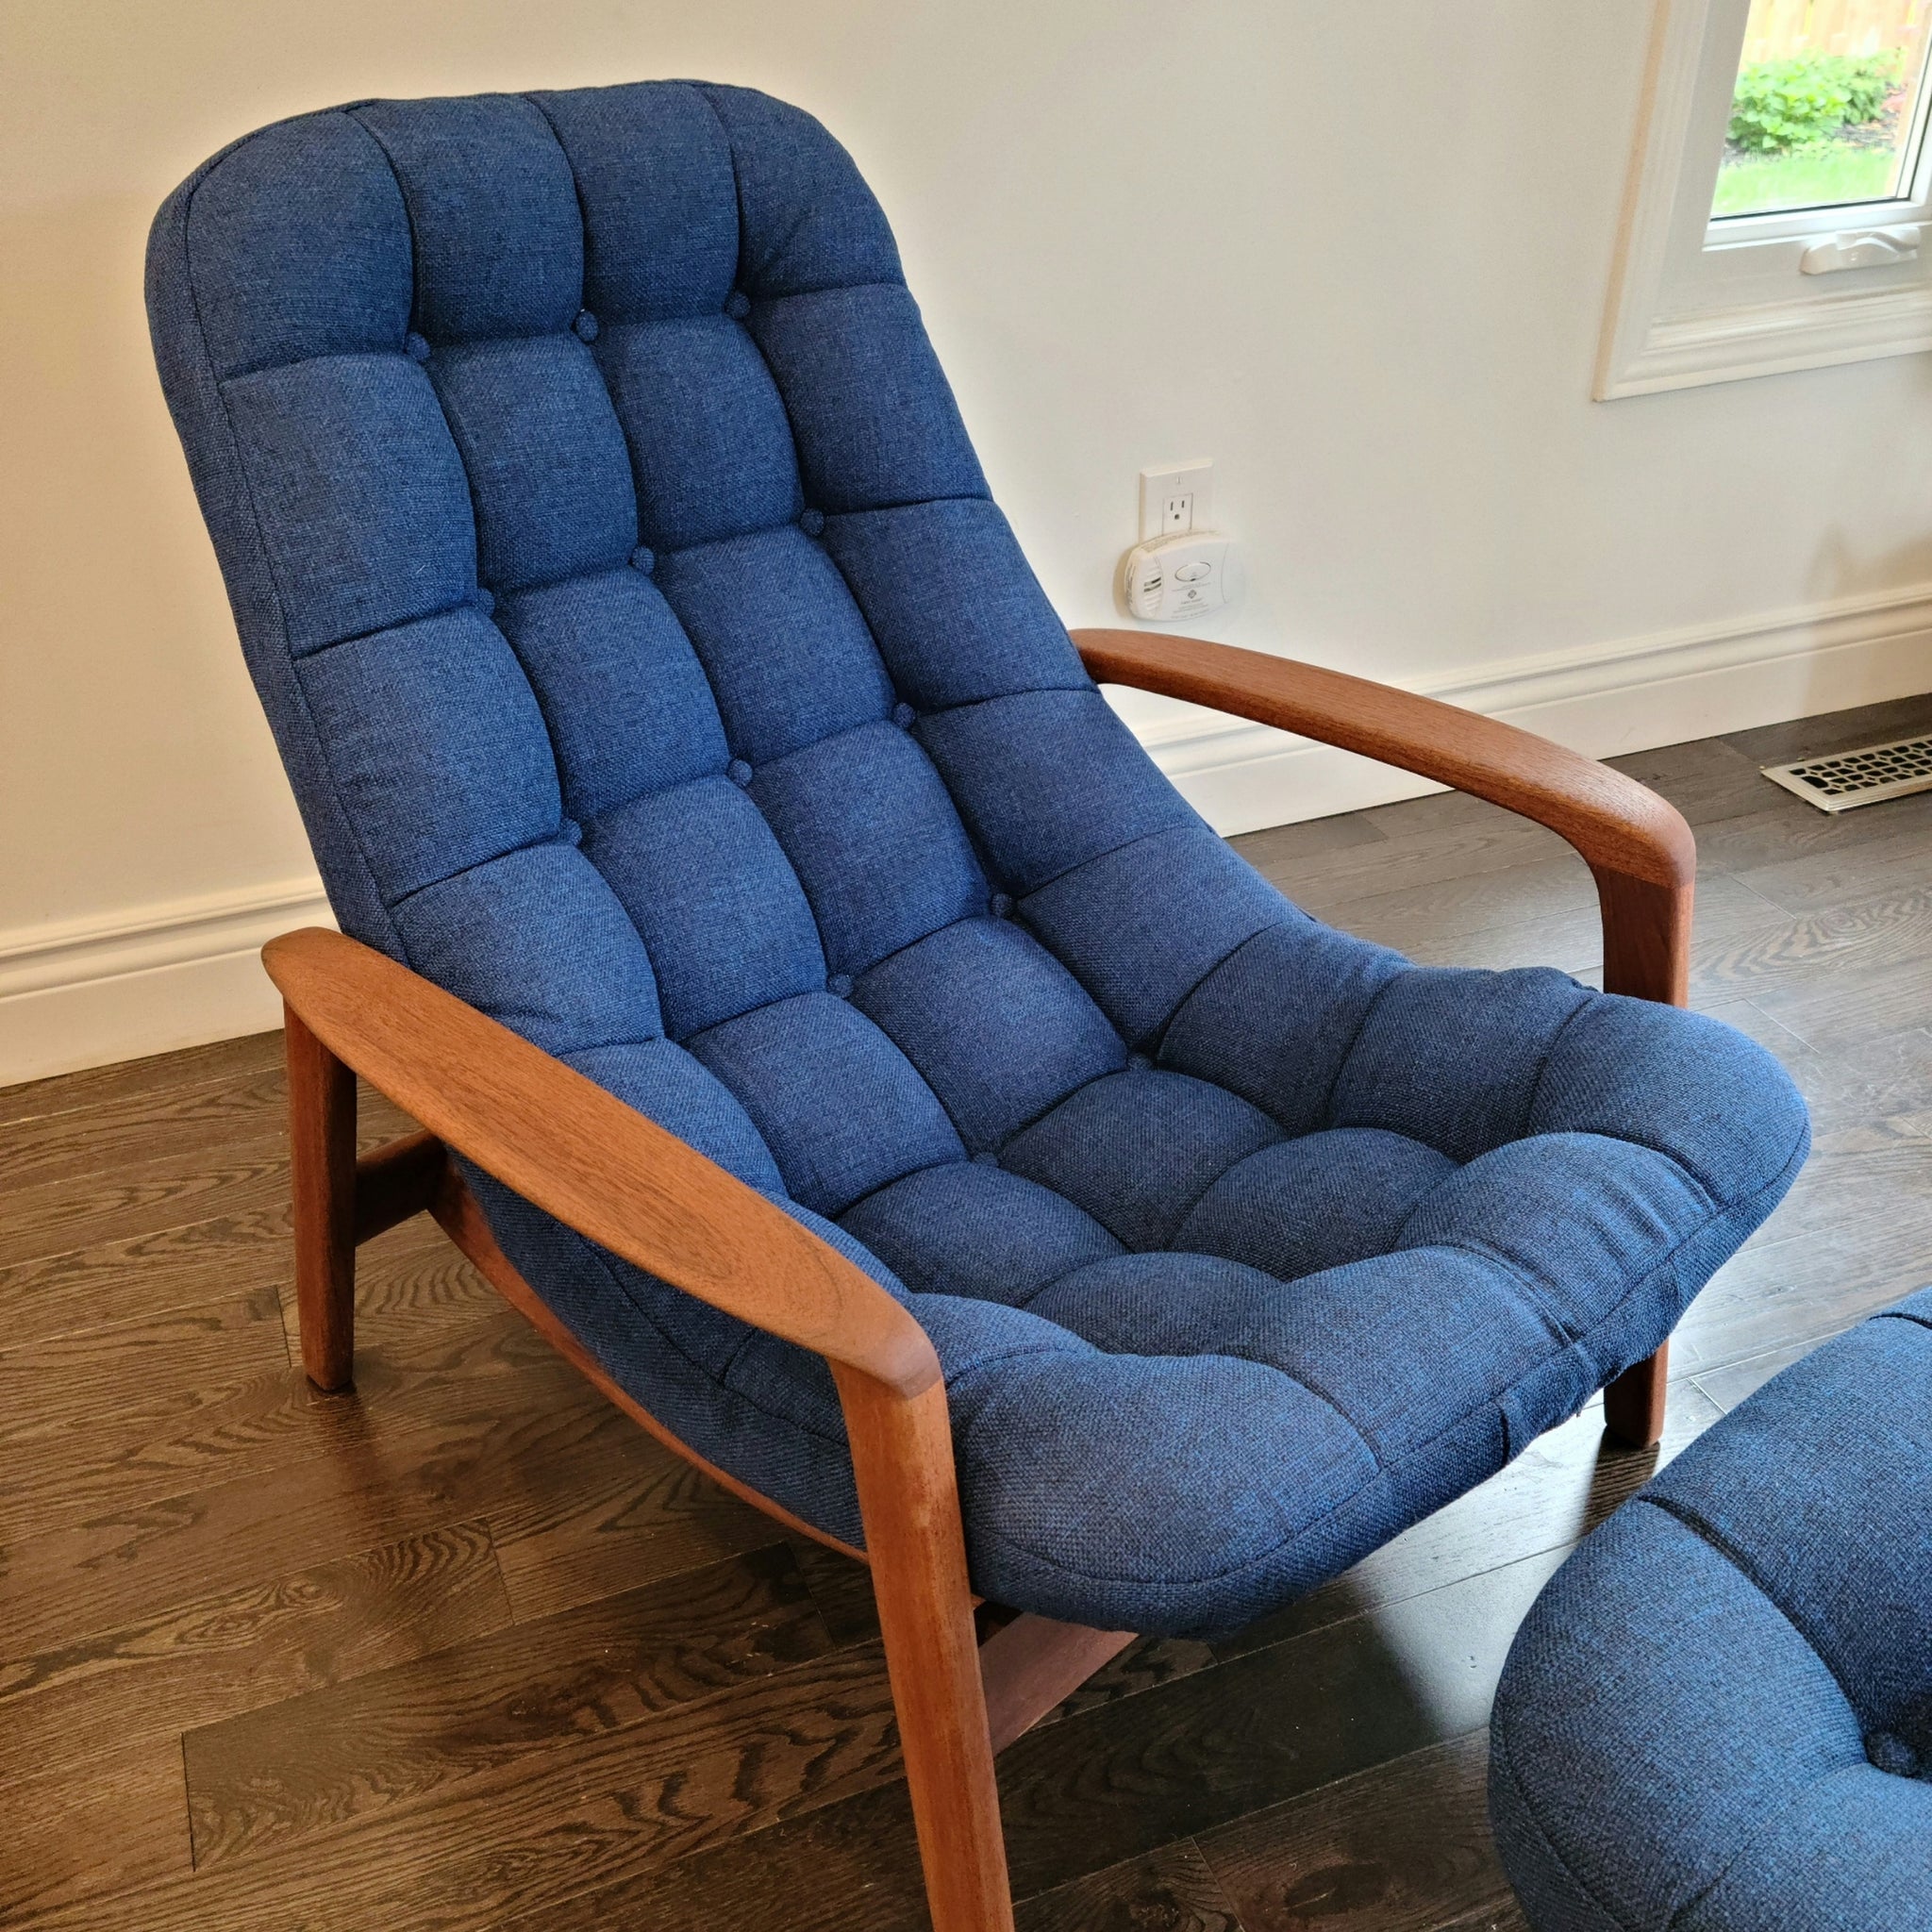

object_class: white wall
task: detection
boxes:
[5,0,1931,1083]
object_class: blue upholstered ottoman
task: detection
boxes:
[1490,1291,1932,1931]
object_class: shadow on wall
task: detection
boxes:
[1796,350,1932,722]
[1802,321,1932,584]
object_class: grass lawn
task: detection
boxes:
[1712,142,1901,217]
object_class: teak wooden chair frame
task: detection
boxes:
[269,630,1694,1932]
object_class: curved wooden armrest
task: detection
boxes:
[268,925,1013,1924]
[1074,627,1696,1006]
[262,926,940,1399]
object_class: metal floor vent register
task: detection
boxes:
[1760,733,1932,813]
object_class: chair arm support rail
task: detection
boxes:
[1074,628,1697,1006]
[262,927,941,1400]
[266,926,1018,1932]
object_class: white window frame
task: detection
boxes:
[1599,0,1932,398]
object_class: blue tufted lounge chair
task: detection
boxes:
[147,82,1810,1932]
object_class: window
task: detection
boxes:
[1599,0,1932,396]
[1717,4,1932,219]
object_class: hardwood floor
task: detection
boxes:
[3,692,1928,1930]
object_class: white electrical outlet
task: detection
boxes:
[1139,460,1213,545]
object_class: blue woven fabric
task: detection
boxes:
[1491,1291,1932,1930]
[148,81,1810,1636]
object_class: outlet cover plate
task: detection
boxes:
[1139,460,1213,543]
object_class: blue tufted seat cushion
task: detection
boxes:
[1490,1291,1932,1931]
[148,81,1808,1638]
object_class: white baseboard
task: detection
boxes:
[1146,580,1932,835]
[5,579,1930,1090]
[0,881,334,1090]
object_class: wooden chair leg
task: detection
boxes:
[834,1367,1015,1932]
[1593,869,1687,1458]
[1604,1341,1668,1450]
[285,1000,358,1391]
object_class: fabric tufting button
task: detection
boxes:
[471,587,495,617]
[973,1150,1001,1167]
[727,758,754,788]
[725,291,753,320]
[629,545,656,575]
[558,818,583,848]
[799,508,825,538]
[572,309,600,342]
[826,974,853,998]
[404,331,432,363]
[892,702,917,729]
[1128,1053,1153,1072]
[989,892,1013,919]
[1867,1731,1922,1776]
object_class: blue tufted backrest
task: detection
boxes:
[148,82,1295,1220]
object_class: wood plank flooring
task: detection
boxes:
[3,692,1928,1930]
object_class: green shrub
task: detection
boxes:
[1728,50,1901,154]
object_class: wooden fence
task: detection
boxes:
[1742,0,1931,63]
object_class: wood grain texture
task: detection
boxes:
[789,1534,884,1645]
[17,1645,906,1932]
[0,1247,583,1548]
[1274,856,1780,985]
[1,1519,510,1788]
[489,1773,934,1932]
[1240,791,1570,916]
[0,1058,289,1191]
[1073,627,1697,902]
[353,1128,449,1245]
[272,1211,503,1364]
[286,1001,358,1390]
[0,1291,296,1541]
[1032,1631,1219,1729]
[182,1541,829,1866]
[833,1364,1015,1932]
[429,1164,868,1573]
[488,1418,805,1624]
[1014,1839,1244,1932]
[0,1051,416,1199]
[0,1285,286,1452]
[986,1547,1569,1899]
[979,1613,1138,1755]
[0,1143,291,1273]
[0,1205,296,1353]
[1,1364,631,1656]
[1692,1333,1832,1412]
[264,927,938,1398]
[0,1029,281,1132]
[0,1065,411,1278]
[271,973,1006,1926]
[0,1079,417,1351]
[0,1734,192,1924]
[1731,820,1932,915]
[1673,1204,1932,1375]
[1198,1732,1512,1932]
[484,1541,1578,1930]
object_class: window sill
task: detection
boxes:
[1598,0,1932,399]
[1602,278,1932,396]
